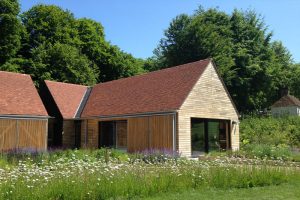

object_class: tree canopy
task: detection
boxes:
[0,0,22,65]
[154,7,299,113]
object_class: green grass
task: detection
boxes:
[145,174,300,200]
[0,149,299,199]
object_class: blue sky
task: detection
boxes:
[20,0,300,62]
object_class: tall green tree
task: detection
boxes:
[0,0,22,65]
[76,18,145,82]
[20,5,145,84]
[154,7,294,113]
[29,42,97,85]
[21,4,79,49]
[290,63,300,98]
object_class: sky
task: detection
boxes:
[20,0,300,62]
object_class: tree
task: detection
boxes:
[290,64,300,98]
[21,4,79,49]
[76,18,145,82]
[154,7,294,113]
[28,42,97,85]
[0,0,22,65]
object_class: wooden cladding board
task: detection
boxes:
[150,115,173,150]
[127,117,149,152]
[116,121,127,148]
[127,114,174,152]
[0,119,16,151]
[0,119,47,151]
[80,119,99,148]
[62,120,75,148]
[84,119,99,148]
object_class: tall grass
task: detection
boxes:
[0,149,297,199]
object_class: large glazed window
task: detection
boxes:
[191,118,230,155]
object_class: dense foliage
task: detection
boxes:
[0,1,144,85]
[153,7,300,113]
[240,116,300,148]
[238,116,300,160]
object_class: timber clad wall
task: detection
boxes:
[62,120,75,148]
[127,114,174,152]
[81,119,99,148]
[0,119,47,151]
[149,115,173,150]
[116,121,127,148]
[80,120,87,148]
[127,117,149,152]
[81,114,174,152]
[178,63,239,157]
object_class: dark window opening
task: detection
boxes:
[99,121,116,148]
[74,120,81,148]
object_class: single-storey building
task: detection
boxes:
[80,59,239,157]
[271,93,300,117]
[39,80,90,148]
[0,71,49,151]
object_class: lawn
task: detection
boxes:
[0,149,299,199]
[146,179,300,200]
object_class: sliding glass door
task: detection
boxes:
[207,121,220,151]
[191,118,230,155]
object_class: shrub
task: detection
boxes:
[240,116,300,148]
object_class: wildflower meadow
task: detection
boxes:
[0,149,299,199]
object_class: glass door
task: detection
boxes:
[191,118,230,154]
[207,121,220,151]
[191,118,205,155]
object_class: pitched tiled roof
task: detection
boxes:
[272,94,300,108]
[81,59,212,117]
[0,71,48,116]
[45,80,88,119]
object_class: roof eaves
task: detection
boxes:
[0,114,51,119]
[80,110,178,120]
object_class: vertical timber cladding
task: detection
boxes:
[0,119,47,151]
[127,114,174,152]
[86,119,99,148]
[0,119,17,151]
[18,120,47,150]
[80,120,87,148]
[62,120,75,148]
[116,121,127,148]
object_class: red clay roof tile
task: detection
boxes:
[0,71,48,116]
[45,80,88,119]
[81,59,211,117]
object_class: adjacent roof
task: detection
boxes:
[81,59,212,117]
[271,94,300,108]
[0,71,48,116]
[45,80,88,119]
